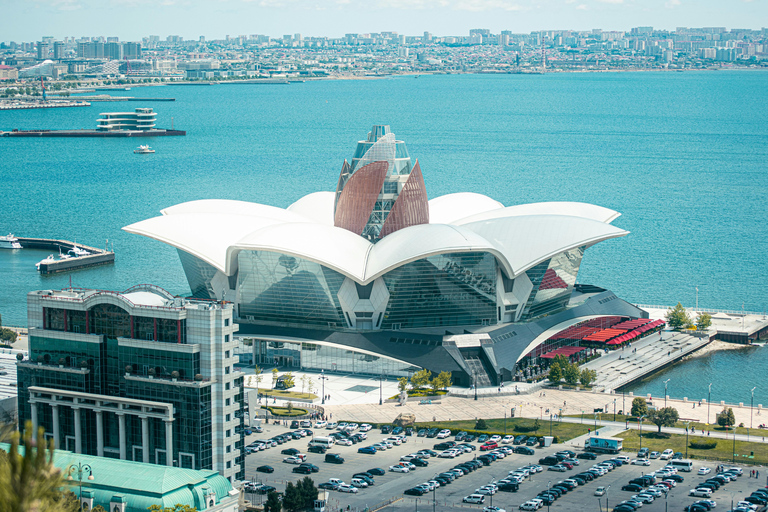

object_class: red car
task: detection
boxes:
[480,442,498,451]
[561,461,574,469]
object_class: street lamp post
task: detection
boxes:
[320,370,327,405]
[664,379,670,407]
[547,481,551,512]
[473,370,478,401]
[751,386,756,433]
[379,374,383,406]
[550,413,553,437]
[605,484,610,512]
[684,421,691,459]
[638,415,646,452]
[613,399,617,422]
[708,383,712,425]
[67,461,94,511]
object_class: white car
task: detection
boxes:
[632,459,651,466]
[438,449,459,458]
[416,450,432,458]
[337,484,358,493]
[615,456,631,463]
[489,435,502,443]
[326,422,338,429]
[491,450,506,458]
[736,501,756,511]
[660,449,674,460]
[484,507,507,512]
[650,451,660,459]
[336,422,348,430]
[436,429,451,439]
[359,423,372,432]
[389,465,410,473]
[519,502,538,511]
[595,487,606,496]
[689,489,712,497]
[475,487,496,495]
[400,454,419,462]
[386,436,402,445]
[314,420,327,428]
[347,423,359,431]
[463,494,486,504]
[350,478,368,488]
[563,479,579,487]
[335,438,352,446]
[502,435,514,444]
[282,456,301,464]
[698,467,712,475]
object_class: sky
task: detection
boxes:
[2,0,766,42]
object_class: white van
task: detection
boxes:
[670,459,693,472]
[309,436,335,449]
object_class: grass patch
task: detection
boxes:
[387,389,448,400]
[566,412,764,436]
[616,429,768,466]
[261,405,308,417]
[257,388,318,400]
[410,417,593,443]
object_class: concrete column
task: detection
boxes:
[141,416,149,463]
[96,410,104,457]
[117,413,127,460]
[73,407,82,454]
[51,404,60,449]
[30,401,38,433]
[165,420,174,467]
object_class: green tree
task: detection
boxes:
[410,369,432,390]
[271,368,279,388]
[631,397,648,417]
[579,368,597,387]
[282,372,295,389]
[264,490,282,512]
[435,371,452,390]
[666,302,692,330]
[92,506,107,512]
[253,365,263,388]
[397,376,409,393]
[300,374,307,394]
[475,418,487,430]
[282,481,301,511]
[0,421,79,512]
[286,402,294,414]
[647,407,679,433]
[297,477,318,508]
[552,354,569,368]
[695,312,712,331]
[148,505,197,512]
[717,407,736,428]
[548,362,563,384]
[563,362,580,386]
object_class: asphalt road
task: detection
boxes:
[243,423,767,512]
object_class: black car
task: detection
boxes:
[536,494,554,504]
[699,482,719,491]
[308,445,327,454]
[434,476,450,486]
[693,501,713,511]
[666,474,684,483]
[515,446,535,455]
[293,465,312,474]
[392,426,404,435]
[683,505,708,512]
[577,472,595,481]
[318,482,338,490]
[672,452,683,460]
[426,428,440,438]
[381,425,392,434]
[367,468,386,476]
[613,506,637,512]
[514,435,528,445]
[434,442,455,451]
[291,420,300,429]
[526,437,539,446]
[539,456,559,466]
[417,429,427,437]
[577,452,597,460]
[405,427,414,436]
[256,485,276,495]
[256,465,274,473]
[621,484,643,492]
[464,434,476,442]
[499,482,520,492]
[299,463,319,473]
[281,448,300,456]
[324,453,345,464]
[404,487,425,496]
[411,457,429,467]
[745,495,768,505]
[477,434,489,443]
[354,474,375,485]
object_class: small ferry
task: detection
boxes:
[134,145,155,154]
[35,254,56,269]
[0,233,22,249]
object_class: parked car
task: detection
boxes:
[256,465,274,473]
[324,453,345,464]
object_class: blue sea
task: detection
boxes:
[1,71,767,403]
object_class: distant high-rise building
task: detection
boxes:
[631,26,654,36]
[107,36,119,43]
[199,35,205,43]
[424,31,432,43]
[53,41,65,60]
[106,42,123,60]
[37,42,49,60]
[123,42,142,59]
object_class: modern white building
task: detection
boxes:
[96,107,157,131]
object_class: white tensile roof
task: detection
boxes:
[123,193,627,283]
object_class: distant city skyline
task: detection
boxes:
[4,0,767,42]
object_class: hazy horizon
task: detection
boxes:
[4,0,766,43]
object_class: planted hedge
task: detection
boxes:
[689,439,718,450]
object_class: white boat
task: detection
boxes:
[68,244,89,257]
[134,145,155,154]
[0,233,22,249]
[36,254,56,269]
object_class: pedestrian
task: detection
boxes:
[707,430,710,436]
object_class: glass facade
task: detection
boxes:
[253,339,416,377]
[237,251,346,327]
[178,249,219,299]
[521,247,585,320]
[381,251,497,329]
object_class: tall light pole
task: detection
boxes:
[379,374,383,406]
[664,379,670,407]
[547,481,551,512]
[605,484,610,512]
[473,370,478,401]
[320,370,327,405]
[708,383,712,425]
[684,421,691,459]
[638,415,646,452]
[67,461,94,511]
[751,387,756,432]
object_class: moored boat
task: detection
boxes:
[0,233,22,249]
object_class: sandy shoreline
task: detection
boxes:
[687,339,756,358]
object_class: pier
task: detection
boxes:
[1,129,185,138]
[17,237,115,275]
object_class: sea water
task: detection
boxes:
[1,71,767,402]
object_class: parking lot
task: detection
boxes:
[243,423,767,512]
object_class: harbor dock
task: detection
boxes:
[17,237,115,274]
[1,128,184,137]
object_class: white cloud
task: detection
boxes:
[565,0,576,3]
[31,0,83,10]
[576,3,587,8]
[665,0,680,7]
[452,0,523,11]
[597,0,623,4]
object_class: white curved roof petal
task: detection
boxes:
[364,223,511,282]
[122,291,167,307]
[428,193,504,224]
[123,213,288,272]
[228,223,372,279]
[462,215,629,277]
[452,202,621,226]
[161,199,309,223]
[287,191,336,225]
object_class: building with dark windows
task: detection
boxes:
[16,285,244,482]
[124,125,646,386]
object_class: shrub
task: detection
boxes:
[475,418,487,430]
[690,439,718,450]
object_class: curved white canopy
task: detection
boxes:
[287,191,336,225]
[428,193,504,224]
[161,199,309,223]
[453,201,621,226]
